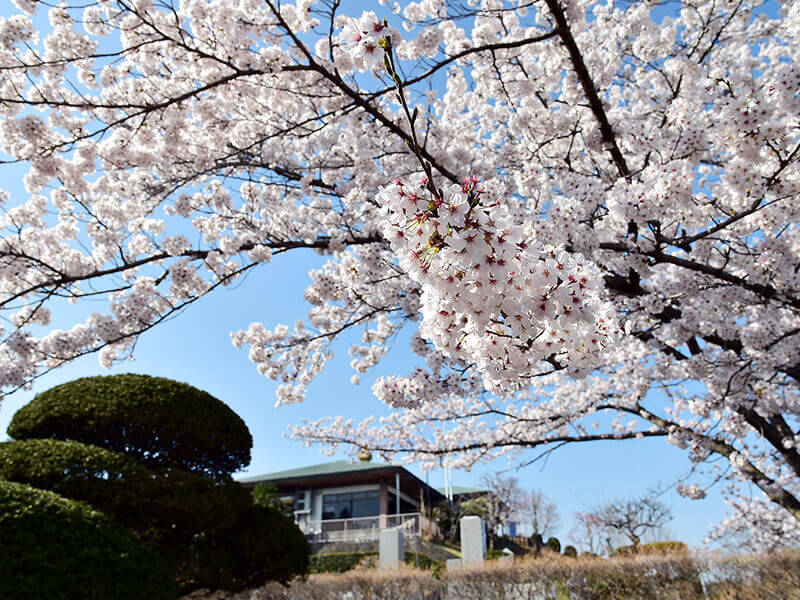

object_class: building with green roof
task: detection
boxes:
[239,459,445,542]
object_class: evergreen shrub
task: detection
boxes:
[0,480,175,600]
[7,374,252,478]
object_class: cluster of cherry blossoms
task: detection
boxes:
[336,11,399,71]
[1,0,800,552]
[379,176,621,395]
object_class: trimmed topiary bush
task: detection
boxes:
[0,438,150,520]
[0,440,307,593]
[563,545,578,558]
[2,379,308,594]
[0,480,175,600]
[7,374,251,479]
[546,536,561,553]
[196,504,310,589]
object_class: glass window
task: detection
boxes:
[322,490,380,520]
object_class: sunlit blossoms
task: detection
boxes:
[380,176,620,394]
[0,0,799,550]
[336,11,398,71]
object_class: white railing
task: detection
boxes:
[301,512,421,542]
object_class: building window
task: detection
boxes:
[294,491,306,512]
[322,490,380,520]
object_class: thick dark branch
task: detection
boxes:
[632,404,800,520]
[387,30,559,91]
[304,430,667,457]
[739,407,800,479]
[600,242,800,310]
[542,0,630,179]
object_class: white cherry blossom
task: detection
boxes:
[0,0,798,549]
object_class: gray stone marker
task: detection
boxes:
[459,515,486,565]
[446,558,462,570]
[379,528,404,569]
[499,548,514,564]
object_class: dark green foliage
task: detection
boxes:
[248,505,310,584]
[0,439,150,523]
[546,536,561,553]
[404,551,444,578]
[0,446,307,592]
[7,374,251,479]
[128,470,308,589]
[253,482,293,515]
[563,545,578,558]
[310,551,376,573]
[0,480,175,600]
[309,550,440,576]
[184,502,309,590]
[0,439,239,549]
[2,375,308,593]
[486,548,507,560]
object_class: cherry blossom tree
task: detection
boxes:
[0,0,798,547]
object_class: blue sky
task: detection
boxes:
[0,0,744,549]
[0,239,732,547]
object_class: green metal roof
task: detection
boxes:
[237,460,393,483]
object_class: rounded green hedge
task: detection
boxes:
[0,437,147,498]
[546,536,561,553]
[0,440,308,593]
[0,480,175,600]
[193,504,310,590]
[7,374,252,478]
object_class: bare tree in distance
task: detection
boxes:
[569,511,611,556]
[584,492,673,553]
[521,488,560,552]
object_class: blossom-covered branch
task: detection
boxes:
[1,0,799,548]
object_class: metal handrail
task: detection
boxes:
[301,512,421,542]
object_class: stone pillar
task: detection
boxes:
[379,481,389,528]
[459,515,486,565]
[379,528,404,569]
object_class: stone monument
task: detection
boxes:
[379,528,404,569]
[459,515,486,565]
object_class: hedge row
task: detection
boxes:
[251,552,800,600]
[309,550,443,577]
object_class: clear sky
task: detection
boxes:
[0,240,733,548]
[0,1,744,550]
